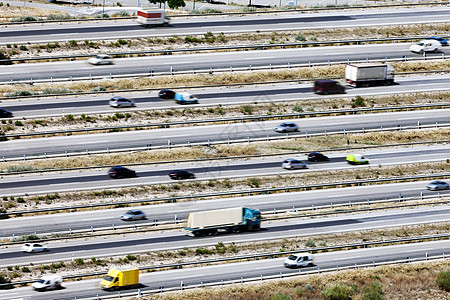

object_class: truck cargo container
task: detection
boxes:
[345,63,394,87]
[100,268,139,290]
[184,207,261,237]
[136,9,170,26]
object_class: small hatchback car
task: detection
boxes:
[158,89,176,99]
[307,152,329,162]
[274,122,299,133]
[109,96,135,108]
[120,209,146,221]
[108,166,137,179]
[313,80,345,95]
[282,158,308,170]
[426,180,449,191]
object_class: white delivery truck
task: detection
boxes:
[136,9,170,26]
[345,63,394,87]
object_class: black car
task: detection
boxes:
[0,108,13,118]
[108,166,137,179]
[307,152,329,162]
[158,89,176,100]
[168,170,195,180]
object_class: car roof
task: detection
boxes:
[285,158,301,162]
[315,79,337,83]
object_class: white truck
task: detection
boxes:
[345,63,395,87]
[184,207,261,237]
[31,275,62,291]
[136,9,170,26]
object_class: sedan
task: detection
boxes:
[428,36,448,46]
[426,181,449,191]
[87,54,113,65]
[274,122,299,133]
[168,170,195,180]
[158,89,176,99]
[120,209,146,221]
[0,108,13,118]
[22,243,48,253]
[109,96,135,108]
[108,166,137,179]
[282,158,308,170]
[307,152,329,162]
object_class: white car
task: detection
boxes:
[284,253,314,268]
[409,39,441,53]
[282,158,308,170]
[87,54,113,65]
[32,275,62,291]
[22,243,48,253]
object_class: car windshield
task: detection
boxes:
[417,42,424,46]
[104,276,114,282]
[36,279,46,284]
[288,255,298,260]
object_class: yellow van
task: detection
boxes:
[346,154,369,165]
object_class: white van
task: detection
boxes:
[31,275,62,291]
[409,39,441,53]
[284,253,314,268]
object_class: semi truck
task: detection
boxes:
[184,207,261,237]
[100,268,139,290]
[136,9,170,26]
[345,63,394,87]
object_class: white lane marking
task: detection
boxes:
[397,117,427,120]
[172,274,201,279]
[323,122,350,125]
[255,266,278,270]
[163,61,194,64]
[244,56,276,60]
[331,256,361,261]
[327,194,355,198]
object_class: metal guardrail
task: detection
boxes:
[2,36,449,64]
[2,2,449,25]
[2,121,449,161]
[1,234,448,289]
[1,179,449,238]
[3,103,449,139]
[1,54,448,85]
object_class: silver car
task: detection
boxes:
[274,122,299,133]
[282,158,308,170]
[87,54,113,65]
[120,209,146,221]
[109,96,135,108]
[426,181,449,191]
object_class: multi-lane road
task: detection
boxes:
[2,7,450,44]
[1,74,450,119]
[0,239,448,300]
[1,109,448,157]
[1,43,449,82]
[1,144,449,195]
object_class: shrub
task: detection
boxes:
[5,90,35,97]
[126,254,137,261]
[305,240,316,247]
[352,95,366,107]
[42,88,73,94]
[248,178,259,188]
[240,105,253,115]
[14,120,23,126]
[66,114,74,121]
[91,86,107,92]
[0,274,12,290]
[21,266,30,272]
[19,45,27,51]
[437,271,450,292]
[362,282,383,300]
[47,14,72,20]
[75,258,84,265]
[0,52,12,65]
[322,284,354,300]
[69,40,78,47]
[195,248,214,255]
[296,34,306,41]
[117,39,127,45]
[11,16,39,22]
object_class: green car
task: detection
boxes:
[346,154,369,165]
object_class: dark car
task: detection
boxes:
[0,108,13,118]
[108,166,137,179]
[313,80,345,95]
[168,170,195,180]
[307,152,329,162]
[158,89,176,99]
[428,36,448,46]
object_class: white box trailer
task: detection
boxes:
[185,207,261,237]
[136,9,170,26]
[345,63,394,87]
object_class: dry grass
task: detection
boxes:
[0,5,61,20]
[143,260,450,300]
[1,59,450,96]
[0,129,448,172]
[2,156,448,211]
[2,23,449,58]
[3,219,449,287]
[1,90,449,135]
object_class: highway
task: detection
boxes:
[1,178,449,237]
[0,239,447,299]
[1,43,449,82]
[1,7,449,44]
[0,109,448,158]
[1,144,449,196]
[0,205,448,267]
[1,74,450,119]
